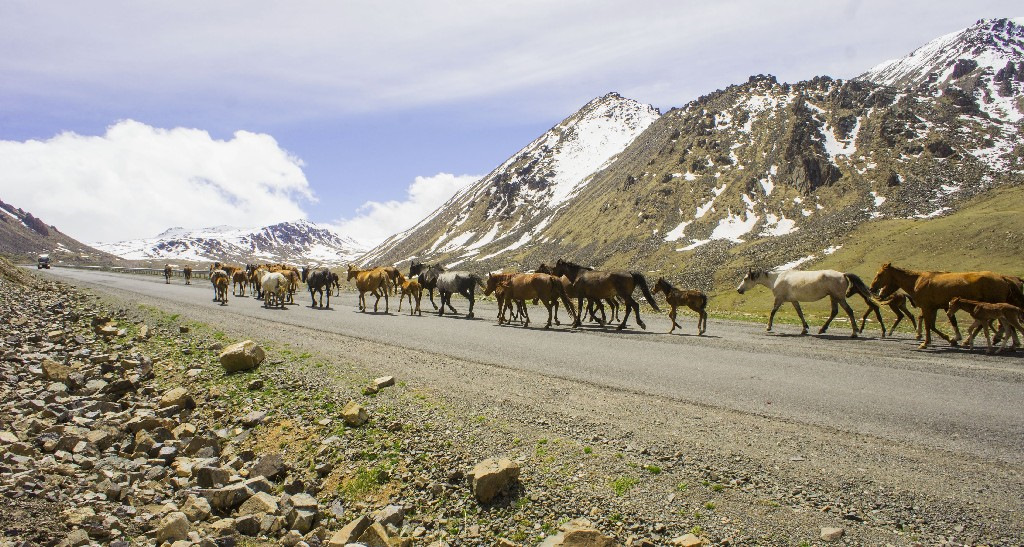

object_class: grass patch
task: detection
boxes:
[609,476,639,496]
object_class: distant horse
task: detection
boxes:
[541,261,621,324]
[483,272,526,324]
[652,278,707,335]
[280,268,301,304]
[232,270,248,296]
[183,266,192,285]
[843,273,886,337]
[302,266,333,309]
[347,265,390,313]
[409,261,444,311]
[484,272,575,328]
[163,264,172,284]
[436,270,485,318]
[736,269,858,337]
[553,259,658,330]
[948,297,1023,354]
[396,273,423,316]
[250,266,267,300]
[330,271,341,296]
[261,271,288,309]
[869,263,1024,349]
[210,269,229,305]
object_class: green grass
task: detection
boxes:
[609,476,639,496]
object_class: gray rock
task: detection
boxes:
[328,515,372,546]
[200,482,252,510]
[250,452,286,479]
[821,527,845,542]
[155,511,190,543]
[182,495,211,522]
[374,505,404,528]
[195,465,232,488]
[238,491,279,515]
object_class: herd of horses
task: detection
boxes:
[162,258,1024,354]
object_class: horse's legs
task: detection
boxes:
[668,305,678,334]
[920,308,954,349]
[573,297,585,328]
[792,302,809,335]
[616,296,634,330]
[947,309,964,343]
[462,289,475,319]
[767,299,784,332]
[839,299,859,337]
[544,298,554,328]
[698,307,708,335]
[819,298,839,334]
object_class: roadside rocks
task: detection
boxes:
[218,340,265,373]
[470,457,521,503]
[342,400,369,427]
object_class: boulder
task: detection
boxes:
[41,359,71,382]
[181,495,211,522]
[540,519,615,547]
[470,458,520,503]
[342,401,369,427]
[373,376,395,389]
[669,534,704,547]
[155,511,190,543]
[821,527,845,542]
[328,515,372,546]
[200,482,252,510]
[357,522,393,547]
[194,465,232,488]
[234,514,261,536]
[159,387,194,409]
[374,504,404,528]
[218,340,265,373]
[250,452,287,480]
[238,491,279,515]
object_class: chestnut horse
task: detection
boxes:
[652,278,707,335]
[948,297,1024,354]
[210,269,229,305]
[395,273,423,316]
[347,265,390,313]
[163,264,172,284]
[869,263,1024,349]
[484,272,576,328]
[541,261,620,324]
[183,266,192,285]
[737,269,859,337]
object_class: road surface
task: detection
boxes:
[44,266,1024,463]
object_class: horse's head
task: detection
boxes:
[736,269,763,294]
[536,263,552,274]
[409,261,423,277]
[653,277,669,296]
[948,297,963,314]
[301,266,309,283]
[483,273,500,296]
[870,262,895,298]
[346,264,357,281]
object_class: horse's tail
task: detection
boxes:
[632,272,660,312]
[552,276,577,321]
[844,273,874,303]
[1008,277,1024,308]
[903,291,917,308]
[699,291,709,312]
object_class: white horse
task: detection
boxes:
[260,271,288,309]
[736,269,859,337]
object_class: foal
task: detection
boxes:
[948,297,1023,354]
[396,273,423,316]
[652,278,708,335]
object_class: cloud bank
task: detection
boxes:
[333,173,479,247]
[0,120,314,243]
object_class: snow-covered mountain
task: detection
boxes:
[360,92,660,267]
[0,198,120,263]
[360,18,1024,289]
[94,220,365,265]
[859,17,1024,122]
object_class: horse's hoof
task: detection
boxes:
[918,343,928,350]
[850,333,858,338]
[950,340,959,347]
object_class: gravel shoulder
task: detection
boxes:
[28,268,1024,545]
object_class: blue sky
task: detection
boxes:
[0,1,1019,245]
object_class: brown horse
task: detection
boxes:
[163,264,172,284]
[232,270,248,296]
[484,272,575,328]
[652,278,707,335]
[948,297,1024,354]
[552,259,658,330]
[347,265,390,313]
[210,269,229,305]
[541,261,621,325]
[396,273,423,316]
[859,292,917,336]
[183,266,192,285]
[870,263,1024,349]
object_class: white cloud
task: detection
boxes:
[0,120,314,243]
[333,173,479,247]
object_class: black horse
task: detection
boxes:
[409,261,444,311]
[301,266,333,309]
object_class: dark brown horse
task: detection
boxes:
[652,278,707,335]
[540,261,620,324]
[870,263,1024,349]
[552,259,659,330]
[163,264,172,284]
[183,266,192,285]
[844,273,886,337]
[861,292,917,336]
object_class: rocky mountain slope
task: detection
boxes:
[361,18,1024,290]
[0,198,121,264]
[95,220,366,266]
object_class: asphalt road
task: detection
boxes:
[44,267,1024,463]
